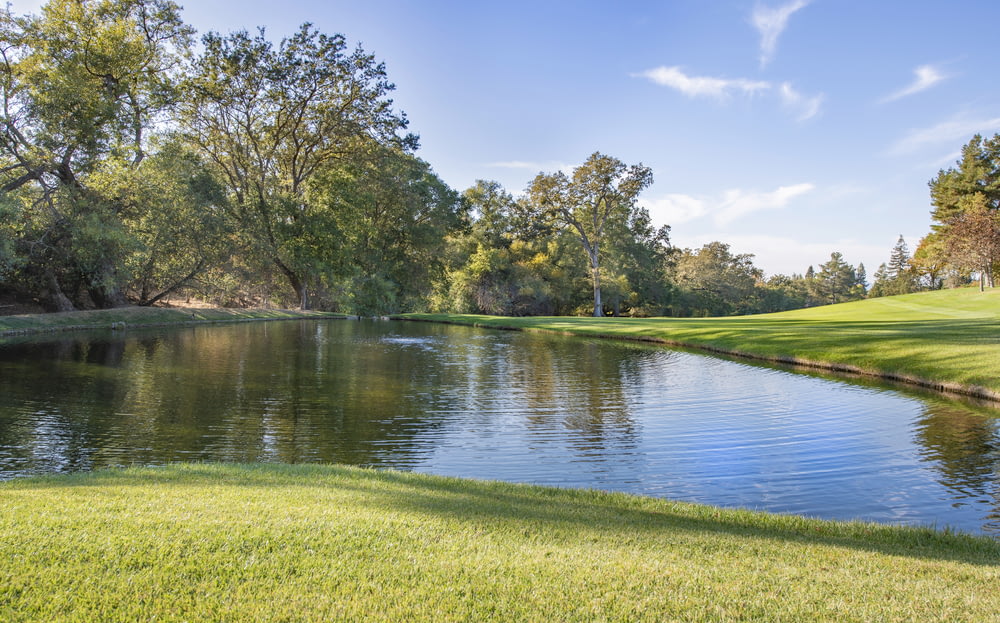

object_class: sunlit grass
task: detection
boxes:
[403,288,1000,398]
[1,463,997,622]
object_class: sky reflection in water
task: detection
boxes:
[0,319,997,535]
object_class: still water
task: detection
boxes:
[1,319,998,534]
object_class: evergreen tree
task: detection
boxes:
[927,134,1000,288]
[816,252,859,304]
[883,235,918,295]
[887,236,911,279]
[869,263,890,298]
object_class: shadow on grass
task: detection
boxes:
[8,463,999,567]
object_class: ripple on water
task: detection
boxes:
[1,321,999,534]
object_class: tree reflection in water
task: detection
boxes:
[1,319,999,534]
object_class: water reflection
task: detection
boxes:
[913,402,1000,531]
[1,320,999,534]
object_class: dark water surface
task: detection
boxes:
[1,319,998,534]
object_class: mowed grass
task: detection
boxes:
[404,287,1000,398]
[0,305,340,336]
[1,463,998,622]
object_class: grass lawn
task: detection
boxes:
[0,305,341,337]
[402,287,1000,399]
[1,463,998,622]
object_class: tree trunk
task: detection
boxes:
[88,259,129,308]
[138,261,206,307]
[591,259,603,317]
[276,258,309,310]
[44,270,76,312]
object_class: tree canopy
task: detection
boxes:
[527,152,653,317]
[924,133,1000,290]
[4,0,975,318]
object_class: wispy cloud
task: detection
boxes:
[633,66,769,99]
[880,65,947,103]
[641,183,815,227]
[634,68,822,121]
[640,194,709,225]
[778,82,823,121]
[715,183,815,225]
[752,0,810,68]
[889,115,1000,155]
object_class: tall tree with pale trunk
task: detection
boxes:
[527,152,652,317]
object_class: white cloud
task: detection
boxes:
[641,183,815,228]
[633,66,770,99]
[640,194,709,225]
[778,82,823,121]
[634,68,821,122]
[889,115,1000,156]
[880,65,947,103]
[715,183,815,225]
[752,0,810,68]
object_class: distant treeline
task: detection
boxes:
[0,2,994,317]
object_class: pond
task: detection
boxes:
[1,319,998,535]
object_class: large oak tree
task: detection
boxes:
[0,0,193,309]
[183,24,413,309]
[528,152,653,317]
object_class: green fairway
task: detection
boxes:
[1,463,997,622]
[404,287,1000,399]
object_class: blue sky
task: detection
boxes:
[10,0,1000,276]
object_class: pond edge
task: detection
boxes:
[398,315,1000,404]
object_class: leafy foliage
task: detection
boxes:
[527,152,654,316]
[924,133,1000,289]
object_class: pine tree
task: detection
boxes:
[885,236,917,295]
[887,236,911,279]
[817,252,858,304]
[855,262,868,297]
[869,263,890,298]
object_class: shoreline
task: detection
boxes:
[0,306,344,338]
[397,313,1000,404]
[3,302,997,404]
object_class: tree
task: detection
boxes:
[885,235,917,294]
[119,138,231,305]
[928,134,1000,288]
[855,262,868,295]
[757,273,808,313]
[183,24,412,309]
[433,180,588,317]
[673,242,763,316]
[527,152,653,317]
[815,251,859,304]
[869,263,890,298]
[601,207,673,316]
[0,0,193,309]
[911,234,949,290]
[313,143,464,314]
[943,195,1000,290]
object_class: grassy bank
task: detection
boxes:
[1,463,997,622]
[0,305,341,337]
[403,287,1000,400]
